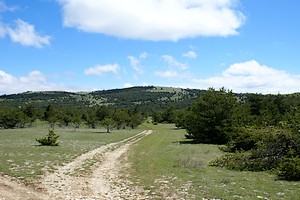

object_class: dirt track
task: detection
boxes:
[0,130,152,200]
[0,175,46,200]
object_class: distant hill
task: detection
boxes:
[0,86,204,112]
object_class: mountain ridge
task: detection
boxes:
[0,86,203,111]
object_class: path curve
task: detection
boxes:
[0,130,152,200]
[40,130,152,199]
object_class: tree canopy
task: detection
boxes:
[184,88,237,144]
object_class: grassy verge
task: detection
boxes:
[0,127,139,182]
[126,123,300,199]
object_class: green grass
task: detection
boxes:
[126,123,300,199]
[0,126,139,182]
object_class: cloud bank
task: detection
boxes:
[0,70,76,94]
[2,60,300,95]
[193,60,300,94]
[58,0,245,41]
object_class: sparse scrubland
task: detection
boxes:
[1,86,300,199]
[127,123,300,199]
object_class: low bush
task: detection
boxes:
[209,152,249,170]
[211,128,300,181]
[174,155,203,169]
[248,130,299,171]
[222,128,262,152]
[36,129,59,146]
[278,157,300,181]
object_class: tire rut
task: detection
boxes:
[39,130,153,199]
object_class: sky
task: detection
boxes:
[0,0,299,95]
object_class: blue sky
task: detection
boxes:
[0,0,299,94]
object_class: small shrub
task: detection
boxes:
[36,129,59,146]
[174,155,203,169]
[209,152,249,170]
[212,128,300,181]
[278,157,300,181]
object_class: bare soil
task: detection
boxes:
[0,130,152,200]
[0,174,46,200]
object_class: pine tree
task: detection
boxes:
[185,88,237,144]
[36,129,59,146]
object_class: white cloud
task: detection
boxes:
[193,60,300,94]
[0,70,17,85]
[0,70,77,94]
[156,55,191,79]
[183,51,198,58]
[128,56,144,74]
[84,64,120,76]
[4,19,51,48]
[58,0,245,41]
[123,82,134,88]
[155,70,180,78]
[123,82,149,88]
[0,2,50,47]
[0,0,18,12]
[155,70,190,79]
[139,52,148,59]
[162,55,189,70]
[19,71,47,83]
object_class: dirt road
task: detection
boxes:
[0,130,152,200]
[0,175,46,200]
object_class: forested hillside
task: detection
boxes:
[0,86,202,132]
[0,86,202,111]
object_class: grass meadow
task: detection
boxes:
[126,123,300,199]
[1,122,300,199]
[0,124,139,183]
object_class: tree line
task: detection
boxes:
[0,104,144,132]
